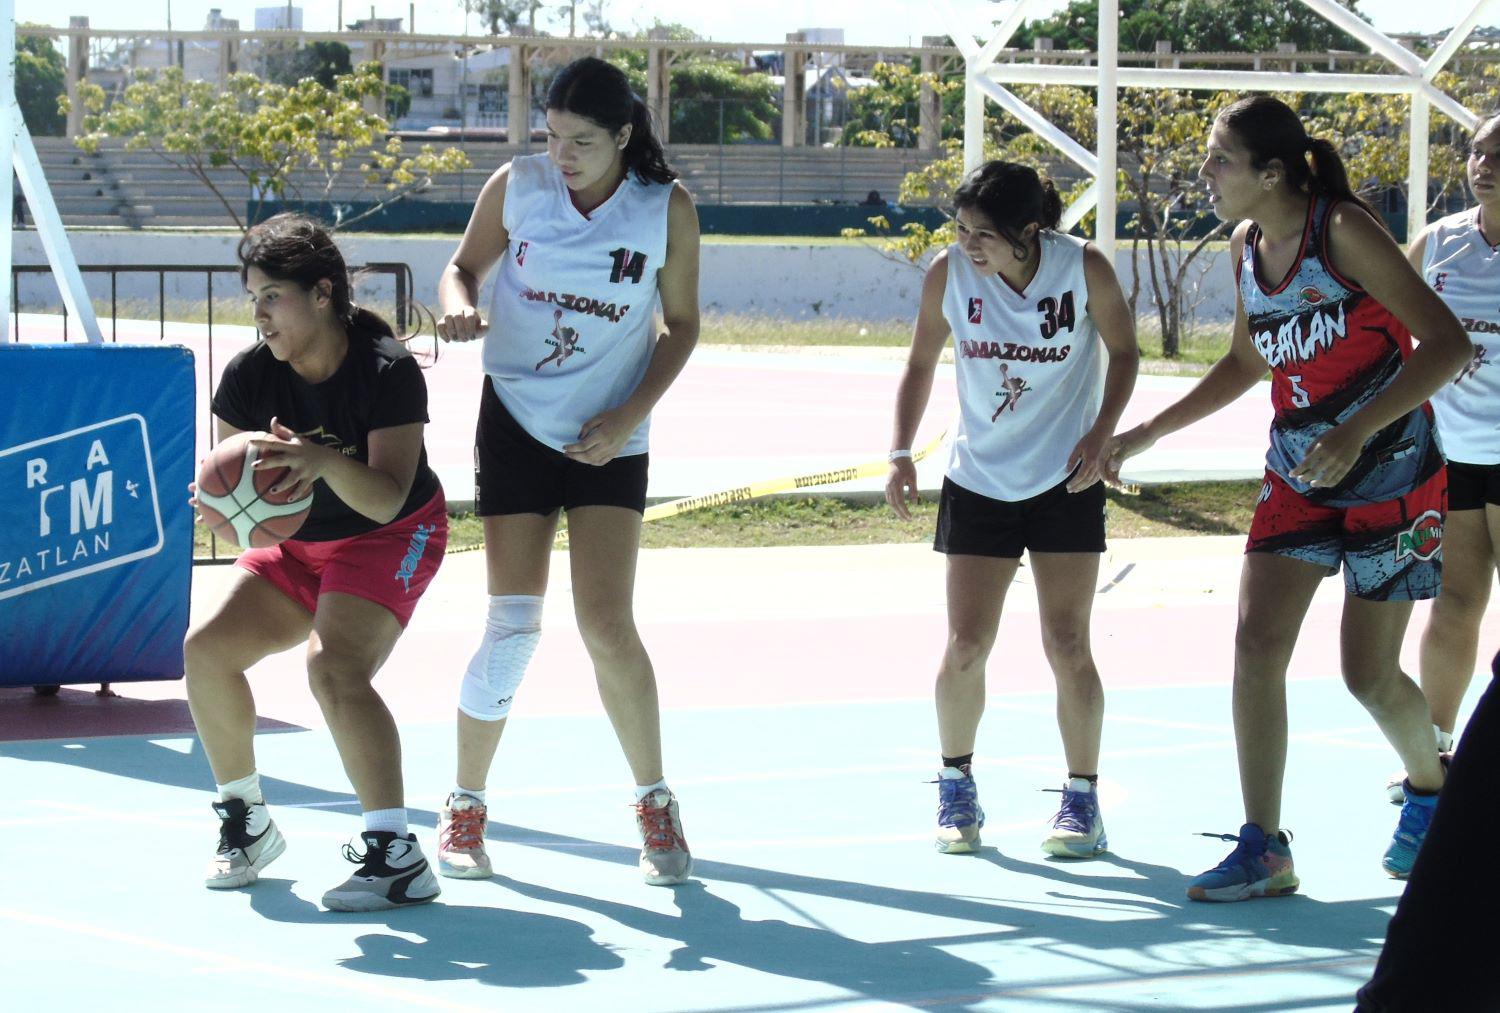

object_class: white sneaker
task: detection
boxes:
[322,831,441,911]
[437,793,492,880]
[205,797,285,889]
[636,789,692,886]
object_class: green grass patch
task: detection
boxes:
[700,312,912,348]
[192,481,1260,559]
[701,235,871,246]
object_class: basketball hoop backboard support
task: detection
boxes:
[942,0,1496,260]
[2,0,103,343]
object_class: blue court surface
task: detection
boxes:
[3,537,1491,1012]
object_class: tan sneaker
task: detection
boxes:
[636,788,692,885]
[1040,780,1108,859]
[935,767,984,854]
[437,793,492,879]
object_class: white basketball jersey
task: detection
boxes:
[484,153,673,454]
[941,232,1103,501]
[1423,208,1500,464]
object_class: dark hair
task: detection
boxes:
[237,213,395,340]
[952,160,1063,258]
[1218,94,1385,230]
[1470,110,1500,149]
[546,56,676,186]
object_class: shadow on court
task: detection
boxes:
[0,728,324,802]
[3,731,1388,1010]
[244,879,625,989]
[0,686,303,742]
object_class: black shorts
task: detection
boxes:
[1446,459,1500,512]
[474,379,649,516]
[934,475,1106,559]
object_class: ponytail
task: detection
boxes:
[1039,178,1063,231]
[623,98,676,185]
[1306,137,1384,230]
[347,305,395,340]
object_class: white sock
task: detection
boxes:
[1067,776,1095,794]
[217,771,264,805]
[453,785,486,805]
[634,778,668,802]
[1435,725,1455,753]
[363,807,409,836]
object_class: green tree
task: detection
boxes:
[73,64,471,233]
[264,41,354,90]
[840,61,964,148]
[1010,0,1369,52]
[466,0,547,34]
[609,29,781,144]
[16,27,66,136]
[667,62,779,144]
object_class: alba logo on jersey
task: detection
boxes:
[1394,510,1442,563]
[967,298,983,324]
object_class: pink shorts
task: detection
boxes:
[236,491,448,627]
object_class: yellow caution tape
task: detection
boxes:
[449,431,947,553]
[640,430,947,523]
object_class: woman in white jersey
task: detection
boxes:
[433,57,700,886]
[1106,96,1471,902]
[1385,111,1500,802]
[885,161,1139,858]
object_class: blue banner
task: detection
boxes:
[0,345,195,686]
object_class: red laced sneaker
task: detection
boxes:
[635,788,692,885]
[437,793,492,880]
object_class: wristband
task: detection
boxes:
[888,449,913,462]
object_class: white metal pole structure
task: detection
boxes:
[1,0,17,329]
[1096,0,1118,263]
[943,0,1492,257]
[2,2,103,342]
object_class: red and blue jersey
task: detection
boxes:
[1237,195,1443,505]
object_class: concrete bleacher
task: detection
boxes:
[30,136,943,229]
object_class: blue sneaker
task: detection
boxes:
[1041,779,1108,858]
[935,767,984,853]
[1382,781,1438,879]
[1187,823,1299,902]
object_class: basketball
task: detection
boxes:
[194,431,312,548]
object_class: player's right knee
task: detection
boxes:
[458,595,544,721]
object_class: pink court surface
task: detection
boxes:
[10,313,1271,498]
[5,314,1491,1010]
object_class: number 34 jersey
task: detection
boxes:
[942,231,1104,501]
[1237,195,1442,506]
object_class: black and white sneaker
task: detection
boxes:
[321,831,441,912]
[206,797,286,889]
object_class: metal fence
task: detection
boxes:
[9,261,417,563]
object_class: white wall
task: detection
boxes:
[11,232,1238,324]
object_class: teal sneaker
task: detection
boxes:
[1187,823,1299,902]
[935,767,984,854]
[1382,781,1438,879]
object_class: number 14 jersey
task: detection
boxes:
[1237,195,1442,506]
[942,231,1103,501]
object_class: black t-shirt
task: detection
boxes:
[211,331,442,541]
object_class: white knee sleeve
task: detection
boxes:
[458,595,543,721]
